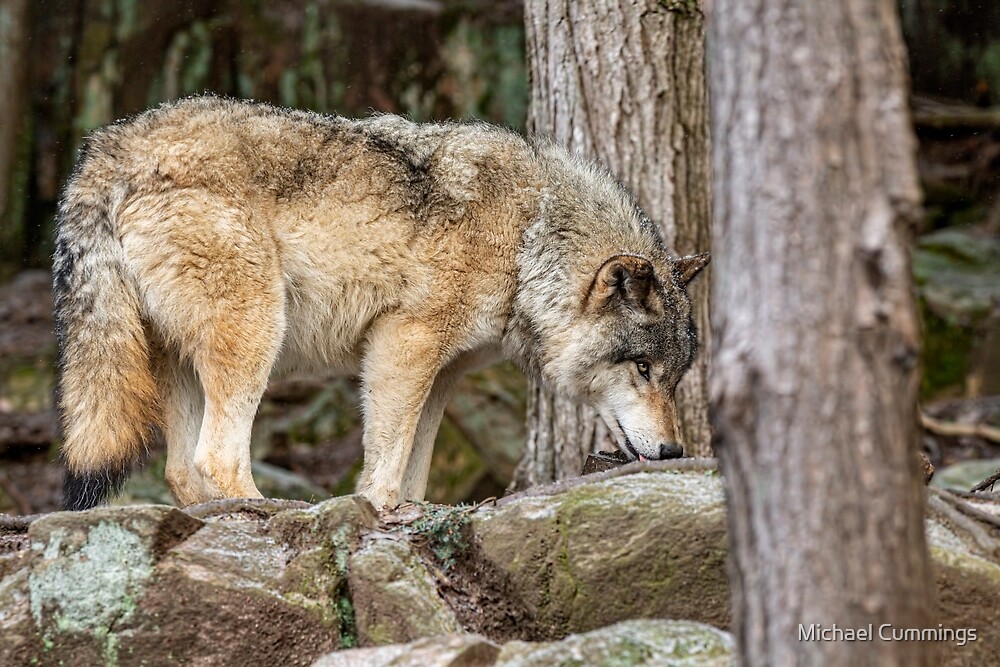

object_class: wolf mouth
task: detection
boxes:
[615,419,644,461]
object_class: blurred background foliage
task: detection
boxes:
[900,0,1000,107]
[0,0,998,512]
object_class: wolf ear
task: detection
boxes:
[586,255,655,313]
[673,253,710,286]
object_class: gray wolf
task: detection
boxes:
[55,95,709,511]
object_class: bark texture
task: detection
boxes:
[515,0,713,489]
[707,1,934,665]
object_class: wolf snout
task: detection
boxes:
[658,443,684,459]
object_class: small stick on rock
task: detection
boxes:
[972,467,1000,494]
[921,412,1000,444]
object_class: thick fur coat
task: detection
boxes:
[55,96,708,510]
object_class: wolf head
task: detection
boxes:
[554,252,709,460]
[507,143,710,461]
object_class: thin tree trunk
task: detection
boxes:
[707,1,934,665]
[515,0,713,489]
[0,0,30,268]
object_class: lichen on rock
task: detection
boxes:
[29,521,154,635]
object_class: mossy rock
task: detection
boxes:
[471,471,730,637]
[312,619,733,667]
[348,537,462,646]
[496,619,733,667]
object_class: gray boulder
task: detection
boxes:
[311,619,733,667]
[349,536,462,645]
[1,497,374,666]
[2,464,999,666]
[472,470,730,636]
[313,633,501,667]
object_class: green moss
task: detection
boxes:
[919,299,976,399]
[327,525,357,648]
[501,619,733,665]
[337,597,356,649]
[610,637,655,665]
[102,629,119,667]
[553,511,579,613]
[405,503,471,571]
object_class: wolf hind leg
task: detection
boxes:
[158,353,210,506]
[124,193,285,503]
[190,310,284,502]
[156,307,282,504]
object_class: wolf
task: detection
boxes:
[55,95,709,511]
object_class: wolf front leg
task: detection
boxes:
[357,316,451,510]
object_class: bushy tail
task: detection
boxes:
[55,171,160,511]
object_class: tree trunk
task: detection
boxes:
[0,0,30,271]
[707,1,934,665]
[514,0,713,489]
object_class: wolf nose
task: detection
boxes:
[658,443,684,459]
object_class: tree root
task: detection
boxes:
[921,412,1000,444]
[928,488,1000,559]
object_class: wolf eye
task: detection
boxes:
[635,360,651,380]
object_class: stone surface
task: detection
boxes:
[471,471,731,636]
[1,471,999,666]
[0,498,372,666]
[495,619,733,667]
[914,228,1000,395]
[931,458,1000,492]
[914,229,1000,322]
[313,633,501,667]
[311,620,733,667]
[925,494,1000,666]
[349,536,462,646]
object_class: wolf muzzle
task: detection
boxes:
[659,443,684,459]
